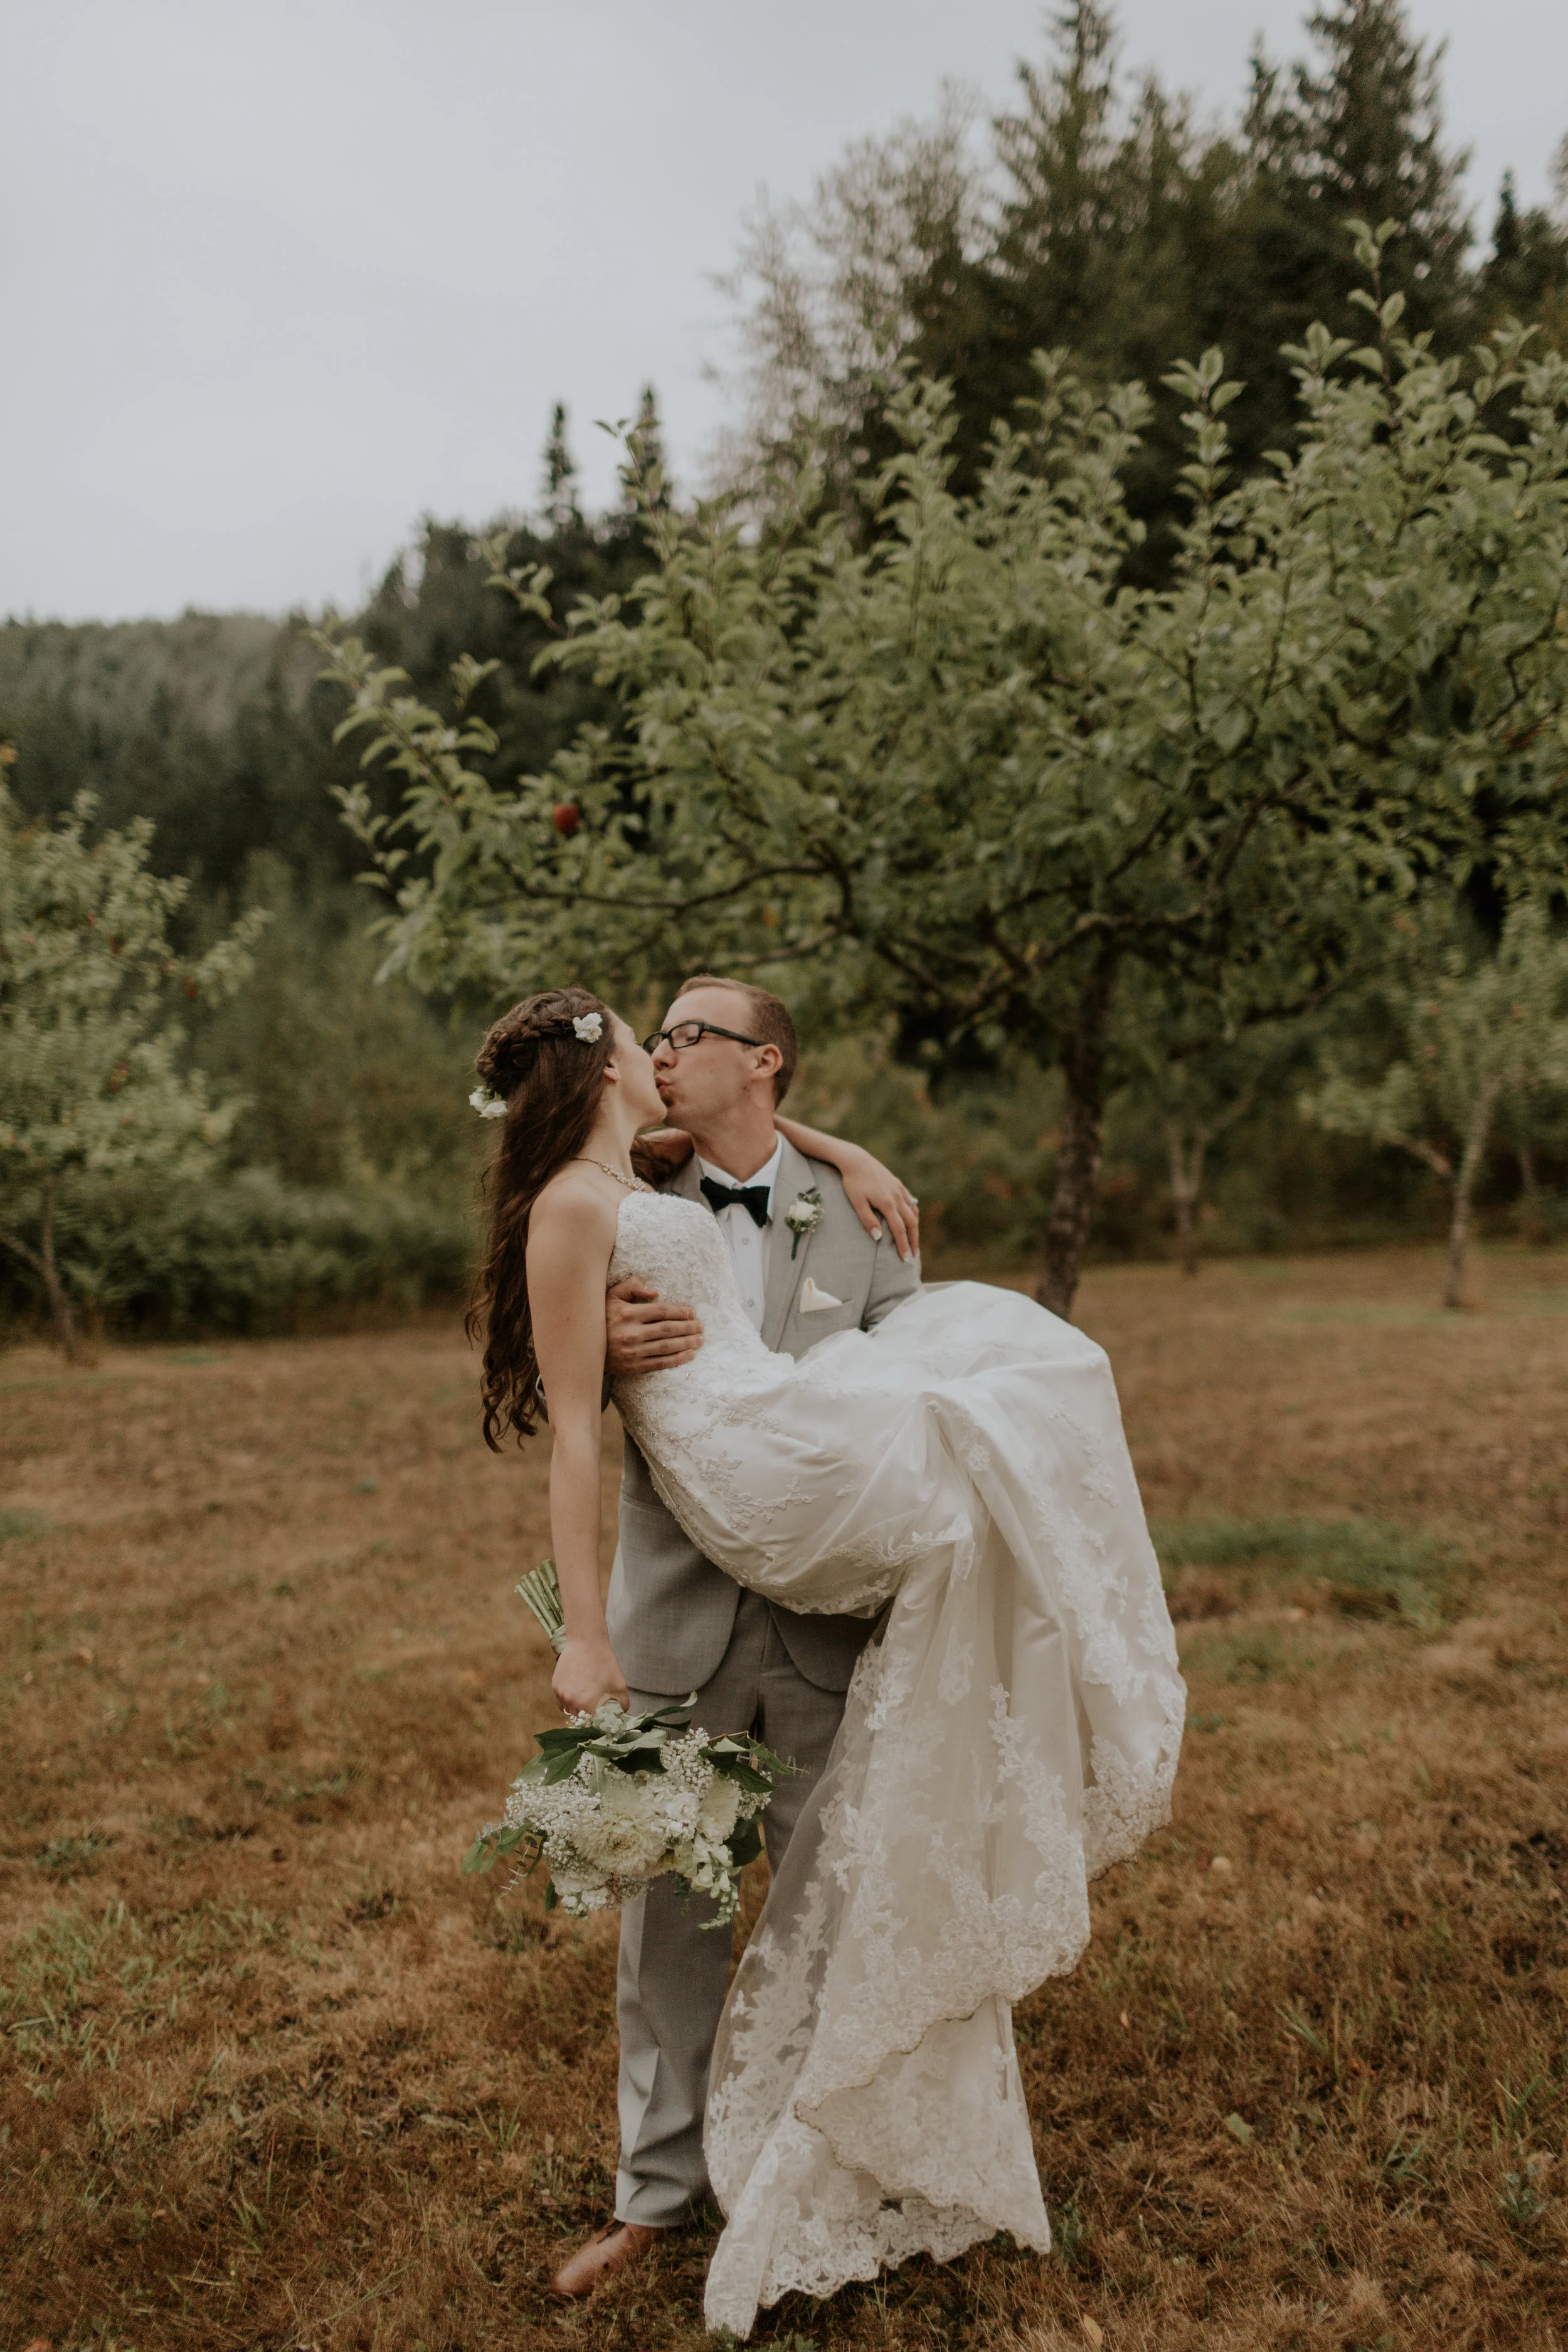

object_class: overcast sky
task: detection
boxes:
[5,0,1565,623]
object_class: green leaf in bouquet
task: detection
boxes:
[462,1833,499,1875]
[462,1819,538,1875]
[531,1725,593,1757]
[706,1732,796,1780]
[524,1747,591,1786]
[728,1818,764,1868]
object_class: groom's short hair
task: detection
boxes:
[677,973,798,1104]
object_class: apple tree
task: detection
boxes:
[320,242,1568,1315]
[0,786,262,1354]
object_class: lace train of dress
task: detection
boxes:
[607,1190,1184,2337]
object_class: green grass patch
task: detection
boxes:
[1150,1515,1463,1633]
[1177,1621,1325,1683]
[1,1898,287,2077]
[37,1829,115,1875]
[0,1508,48,1543]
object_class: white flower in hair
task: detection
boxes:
[469,1086,508,1120]
[573,1012,604,1042]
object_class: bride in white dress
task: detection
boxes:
[477,988,1184,2339]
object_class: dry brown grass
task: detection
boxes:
[3,1244,1567,2352]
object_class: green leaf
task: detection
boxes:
[728,1820,763,1868]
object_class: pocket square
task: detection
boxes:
[798,1277,844,1315]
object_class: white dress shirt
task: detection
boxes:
[698,1138,781,1333]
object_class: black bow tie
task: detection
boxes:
[700,1175,771,1229]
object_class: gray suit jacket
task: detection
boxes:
[606,1138,921,1695]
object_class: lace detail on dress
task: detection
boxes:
[601,1189,1185,2337]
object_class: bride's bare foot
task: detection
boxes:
[548,2218,664,2298]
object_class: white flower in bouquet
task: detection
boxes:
[465,1579,794,1927]
[696,1772,743,1842]
[581,1771,675,1876]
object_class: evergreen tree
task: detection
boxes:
[968,2,1240,554]
[1473,172,1568,346]
[974,0,1478,532]
[722,1,1548,573]
[627,385,670,511]
[541,401,582,536]
[1233,0,1470,363]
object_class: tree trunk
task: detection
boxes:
[1165,1119,1207,1278]
[1443,1081,1502,1311]
[1037,956,1117,1320]
[1517,1142,1547,1244]
[38,1185,82,1359]
[0,1182,81,1359]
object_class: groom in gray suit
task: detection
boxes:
[549,974,919,2299]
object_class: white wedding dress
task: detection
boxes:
[608,1189,1184,2338]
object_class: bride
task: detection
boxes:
[477,985,1184,2338]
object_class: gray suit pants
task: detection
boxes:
[613,1589,848,2226]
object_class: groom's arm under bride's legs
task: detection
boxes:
[613,1591,849,2229]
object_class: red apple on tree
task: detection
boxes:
[552,802,580,837]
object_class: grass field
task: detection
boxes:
[3,1245,1567,2352]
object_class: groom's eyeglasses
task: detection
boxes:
[642,1019,763,1055]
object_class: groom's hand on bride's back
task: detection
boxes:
[605,1277,704,1375]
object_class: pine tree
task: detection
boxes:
[972,3,1240,557]
[1233,0,1470,367]
[626,385,669,511]
[719,0,1520,571]
[541,402,581,536]
[1473,172,1568,346]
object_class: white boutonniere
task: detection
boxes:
[783,1187,823,1261]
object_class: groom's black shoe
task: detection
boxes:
[549,2218,664,2298]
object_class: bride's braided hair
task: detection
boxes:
[468,987,615,1449]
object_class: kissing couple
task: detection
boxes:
[468,972,1184,2338]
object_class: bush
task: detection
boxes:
[2,1167,473,1339]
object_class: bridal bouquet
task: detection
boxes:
[462,1562,790,1927]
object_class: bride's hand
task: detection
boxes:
[772,1115,920,1259]
[553,1634,630,1719]
[834,1144,920,1262]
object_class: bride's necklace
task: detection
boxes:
[574,1155,653,1193]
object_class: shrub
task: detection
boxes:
[2,1167,472,1338]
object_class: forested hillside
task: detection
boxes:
[3,0,1566,1343]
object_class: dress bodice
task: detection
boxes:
[608,1188,762,1349]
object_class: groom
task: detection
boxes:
[549,973,920,2297]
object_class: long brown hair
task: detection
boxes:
[467,987,615,1449]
